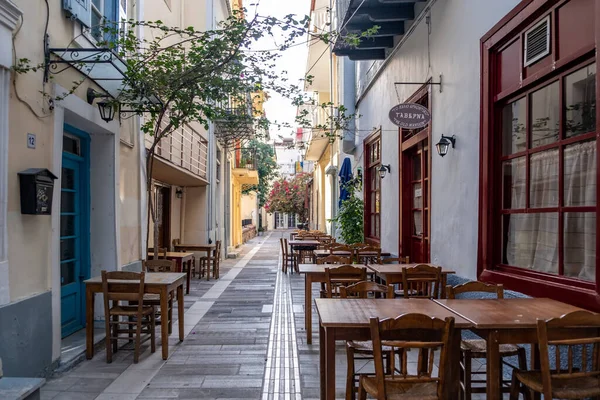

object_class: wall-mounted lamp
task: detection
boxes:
[378,164,391,179]
[87,88,116,123]
[175,188,183,199]
[356,167,363,184]
[435,135,456,157]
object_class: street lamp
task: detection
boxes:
[378,164,391,179]
[435,135,456,157]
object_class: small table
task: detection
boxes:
[316,298,472,400]
[84,272,186,360]
[174,244,217,280]
[149,251,193,294]
[367,263,456,298]
[434,298,586,400]
[289,240,321,265]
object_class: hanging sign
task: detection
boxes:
[388,103,431,129]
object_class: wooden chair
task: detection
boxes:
[280,238,295,273]
[399,264,442,299]
[142,259,175,334]
[358,313,455,400]
[101,271,155,363]
[341,282,397,400]
[510,310,600,400]
[147,247,167,259]
[324,265,367,298]
[448,281,528,400]
[382,256,410,264]
[316,255,352,297]
[199,240,221,279]
[328,243,353,254]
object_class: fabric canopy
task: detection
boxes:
[338,157,353,208]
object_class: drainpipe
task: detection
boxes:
[342,57,356,154]
[328,0,338,237]
[224,150,231,255]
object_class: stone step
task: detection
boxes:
[0,377,45,400]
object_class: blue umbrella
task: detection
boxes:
[338,157,353,208]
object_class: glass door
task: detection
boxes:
[407,141,430,263]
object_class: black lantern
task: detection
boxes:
[175,188,183,199]
[97,100,116,123]
[87,88,116,123]
[435,135,456,157]
[378,164,391,179]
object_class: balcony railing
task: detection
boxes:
[145,118,208,180]
[235,147,258,170]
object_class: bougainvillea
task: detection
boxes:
[265,173,311,221]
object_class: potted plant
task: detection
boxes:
[330,178,364,244]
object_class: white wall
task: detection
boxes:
[353,0,521,278]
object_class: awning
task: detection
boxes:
[45,46,162,111]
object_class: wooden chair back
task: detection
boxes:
[215,240,222,259]
[349,243,369,250]
[382,256,410,264]
[340,281,394,299]
[148,247,167,259]
[324,265,367,298]
[355,245,382,264]
[447,281,504,299]
[101,270,146,310]
[328,244,352,253]
[280,238,290,257]
[144,259,176,272]
[536,310,600,399]
[369,314,454,399]
[316,255,352,265]
[401,264,442,299]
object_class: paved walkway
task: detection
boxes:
[40,231,345,400]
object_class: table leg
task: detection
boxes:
[325,327,336,400]
[160,286,169,360]
[208,250,214,280]
[177,283,184,341]
[444,328,461,397]
[486,330,501,400]
[185,260,191,294]
[319,323,325,400]
[85,286,94,359]
[305,274,312,345]
[531,344,541,400]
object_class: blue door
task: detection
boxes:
[60,126,90,338]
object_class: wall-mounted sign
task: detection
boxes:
[388,103,431,129]
[27,133,36,149]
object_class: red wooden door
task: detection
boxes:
[405,141,430,263]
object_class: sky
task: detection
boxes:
[246,0,311,141]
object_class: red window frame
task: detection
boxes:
[364,131,382,243]
[479,0,600,311]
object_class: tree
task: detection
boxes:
[242,139,279,207]
[14,10,378,254]
[265,173,311,223]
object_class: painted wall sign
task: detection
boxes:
[388,103,431,129]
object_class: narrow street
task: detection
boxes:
[40,231,345,400]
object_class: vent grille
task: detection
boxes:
[524,16,550,67]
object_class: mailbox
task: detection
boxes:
[18,168,58,215]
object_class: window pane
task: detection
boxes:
[564,140,597,207]
[412,156,421,180]
[530,149,559,208]
[61,167,75,190]
[375,192,380,213]
[502,98,527,155]
[565,63,596,139]
[62,136,80,156]
[530,82,560,148]
[60,215,76,237]
[502,213,558,274]
[502,157,526,209]
[61,261,76,286]
[60,238,76,261]
[413,183,422,208]
[564,212,596,281]
[413,211,423,236]
[91,10,103,41]
[61,191,75,213]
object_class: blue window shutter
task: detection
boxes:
[63,0,92,28]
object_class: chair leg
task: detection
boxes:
[517,348,532,400]
[345,345,356,400]
[150,312,156,353]
[464,351,472,400]
[105,316,113,364]
[112,315,119,354]
[358,377,367,400]
[509,370,521,400]
[134,316,142,364]
[168,294,173,335]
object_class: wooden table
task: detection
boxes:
[367,263,455,298]
[315,298,472,400]
[149,251,193,294]
[174,244,217,280]
[434,298,586,400]
[84,272,186,360]
[313,249,392,258]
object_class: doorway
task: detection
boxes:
[60,126,90,338]
[153,184,171,249]
[404,141,430,263]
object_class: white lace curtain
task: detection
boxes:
[505,141,597,281]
